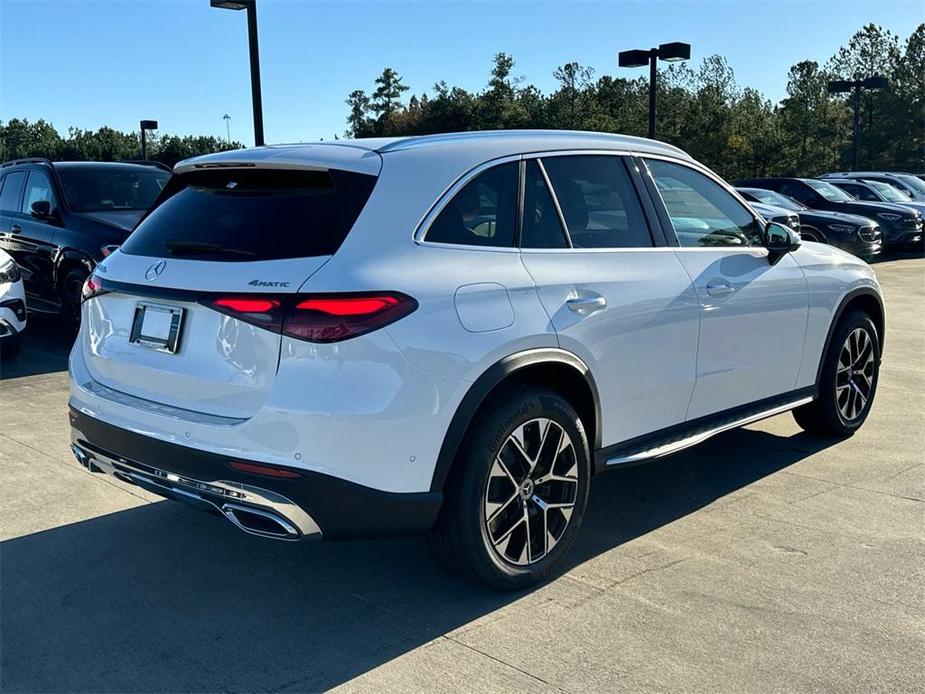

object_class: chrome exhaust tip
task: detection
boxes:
[70,444,102,473]
[221,503,301,540]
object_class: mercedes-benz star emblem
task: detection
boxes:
[144,260,167,282]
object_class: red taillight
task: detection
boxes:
[228,461,301,478]
[202,292,417,343]
[284,292,417,343]
[214,298,281,313]
[81,274,105,301]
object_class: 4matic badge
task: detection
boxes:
[248,279,291,288]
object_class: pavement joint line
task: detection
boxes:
[441,634,572,693]
[781,469,924,503]
[0,431,160,506]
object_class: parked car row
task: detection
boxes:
[734,173,925,255]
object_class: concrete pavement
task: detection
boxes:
[1,254,922,693]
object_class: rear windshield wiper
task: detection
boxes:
[165,240,257,258]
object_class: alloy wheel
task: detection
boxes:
[836,327,875,421]
[483,418,579,566]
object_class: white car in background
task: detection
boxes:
[69,131,885,589]
[0,249,26,359]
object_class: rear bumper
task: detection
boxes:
[69,407,442,540]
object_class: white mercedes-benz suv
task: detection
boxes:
[69,131,884,589]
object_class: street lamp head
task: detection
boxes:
[618,49,652,68]
[657,42,691,63]
[862,75,889,90]
[827,80,853,94]
[210,0,249,9]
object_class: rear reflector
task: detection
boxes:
[228,461,302,478]
[201,292,417,343]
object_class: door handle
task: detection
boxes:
[567,294,607,316]
[10,224,21,233]
[705,281,735,297]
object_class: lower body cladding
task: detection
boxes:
[69,408,443,541]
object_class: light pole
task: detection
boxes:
[618,42,691,140]
[828,75,889,171]
[223,113,231,144]
[211,0,264,146]
[139,119,158,160]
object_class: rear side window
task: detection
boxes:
[121,169,376,261]
[541,155,652,249]
[0,171,26,213]
[426,162,517,248]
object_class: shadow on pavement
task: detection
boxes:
[0,314,72,380]
[1,426,840,692]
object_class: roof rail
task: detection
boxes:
[0,157,55,169]
[120,160,174,173]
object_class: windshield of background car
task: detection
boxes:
[806,179,854,202]
[895,174,925,196]
[58,166,171,212]
[867,180,910,203]
[750,189,805,211]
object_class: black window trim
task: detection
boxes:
[637,153,769,249]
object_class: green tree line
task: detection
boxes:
[345,23,925,180]
[0,120,243,167]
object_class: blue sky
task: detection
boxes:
[1,0,922,146]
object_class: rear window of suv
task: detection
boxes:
[121,168,376,261]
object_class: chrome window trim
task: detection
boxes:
[412,153,523,247]
[414,148,691,249]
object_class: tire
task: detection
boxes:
[793,310,880,437]
[429,386,592,590]
[60,267,88,333]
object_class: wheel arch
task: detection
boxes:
[55,250,94,296]
[429,348,601,492]
[799,224,827,243]
[816,287,885,384]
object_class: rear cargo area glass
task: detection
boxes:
[121,169,376,261]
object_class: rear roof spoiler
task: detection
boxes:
[174,144,382,177]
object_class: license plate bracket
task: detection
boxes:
[130,302,184,354]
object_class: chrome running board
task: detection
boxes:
[605,396,814,467]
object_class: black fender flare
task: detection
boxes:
[815,287,885,384]
[429,348,602,492]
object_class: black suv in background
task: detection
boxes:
[735,177,923,248]
[0,159,171,326]
[736,187,882,256]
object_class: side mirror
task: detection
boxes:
[765,222,801,262]
[30,199,52,219]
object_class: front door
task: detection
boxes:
[642,157,808,420]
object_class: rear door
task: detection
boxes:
[81,165,378,420]
[641,157,808,419]
[518,154,700,447]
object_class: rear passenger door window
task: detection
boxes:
[645,159,763,247]
[426,162,517,248]
[541,155,652,249]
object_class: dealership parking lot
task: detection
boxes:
[1,253,922,692]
